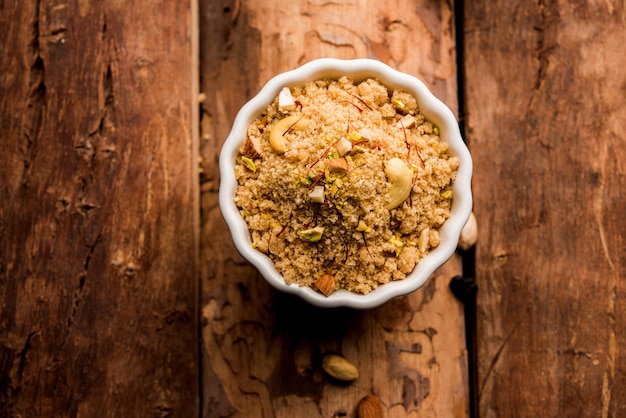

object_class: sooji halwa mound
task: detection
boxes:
[234,77,459,296]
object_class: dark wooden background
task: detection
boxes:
[2,1,625,417]
[0,1,198,416]
[466,2,626,416]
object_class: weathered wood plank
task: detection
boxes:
[200,1,468,416]
[0,1,198,416]
[464,1,626,416]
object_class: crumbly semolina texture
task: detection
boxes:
[234,77,459,295]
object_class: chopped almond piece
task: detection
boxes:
[315,274,335,296]
[327,157,348,173]
[241,136,262,159]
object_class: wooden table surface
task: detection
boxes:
[1,1,624,417]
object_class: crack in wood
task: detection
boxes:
[101,10,107,40]
[84,63,116,148]
[602,283,617,415]
[21,0,46,187]
[533,0,559,91]
[314,30,353,47]
[103,64,116,120]
[79,59,117,165]
[66,235,101,334]
[75,177,100,218]
[50,27,67,36]
[16,331,37,385]
[41,26,67,43]
[478,317,524,401]
[85,11,117,148]
[0,344,15,406]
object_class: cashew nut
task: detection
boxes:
[309,185,324,203]
[418,227,430,252]
[396,114,416,129]
[336,137,352,156]
[384,157,414,210]
[458,211,477,250]
[278,87,295,112]
[269,115,308,154]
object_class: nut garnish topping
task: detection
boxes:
[384,157,414,210]
[322,354,359,381]
[241,136,262,159]
[315,273,335,296]
[269,114,308,153]
[356,395,383,418]
[458,211,477,250]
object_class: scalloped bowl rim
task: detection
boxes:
[219,58,472,309]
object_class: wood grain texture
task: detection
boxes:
[200,0,468,416]
[0,1,198,416]
[464,1,626,416]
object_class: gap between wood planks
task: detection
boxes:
[452,1,480,418]
[190,0,203,414]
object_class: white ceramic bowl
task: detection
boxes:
[219,58,472,309]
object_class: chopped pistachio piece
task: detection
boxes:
[388,235,404,256]
[356,220,372,233]
[350,145,366,155]
[298,226,325,242]
[241,156,256,172]
[348,131,362,142]
[392,98,406,112]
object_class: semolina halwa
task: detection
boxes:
[234,76,459,295]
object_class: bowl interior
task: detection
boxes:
[219,58,472,309]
